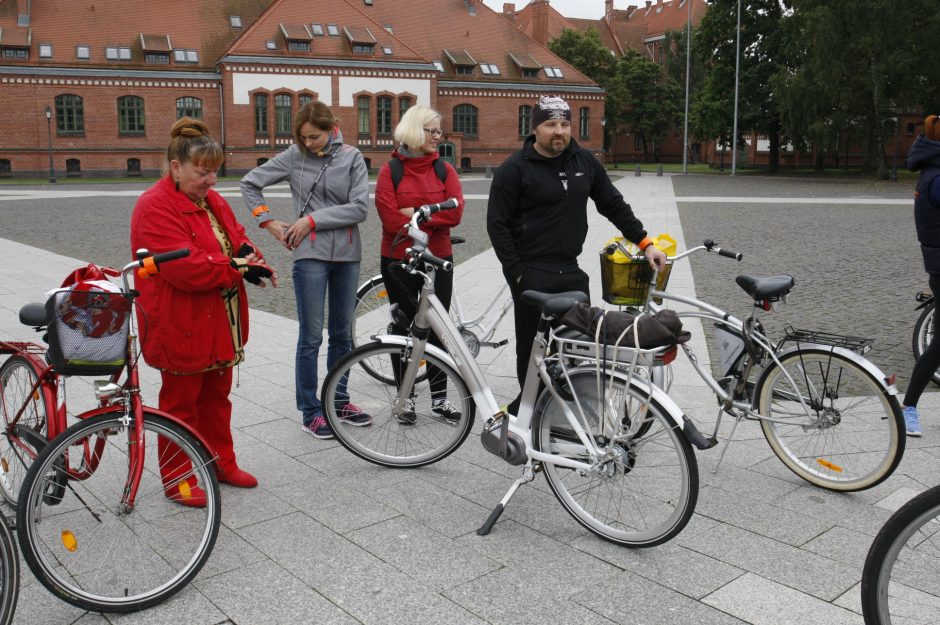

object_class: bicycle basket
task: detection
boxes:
[44,282,131,376]
[600,238,673,306]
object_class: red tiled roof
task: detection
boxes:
[343,25,376,44]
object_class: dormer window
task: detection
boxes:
[140,34,171,64]
[443,49,477,76]
[344,26,376,55]
[0,27,31,59]
[280,24,313,52]
[509,52,543,79]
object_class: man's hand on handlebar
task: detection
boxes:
[643,245,667,271]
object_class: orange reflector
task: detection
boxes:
[178,481,192,500]
[816,458,843,472]
[61,530,78,552]
[377,290,388,298]
[33,389,40,401]
[0,458,7,473]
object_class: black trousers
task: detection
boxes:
[905,272,940,407]
[505,265,590,398]
[380,256,454,399]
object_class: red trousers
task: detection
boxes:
[158,367,237,483]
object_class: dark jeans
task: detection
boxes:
[505,264,590,403]
[905,272,940,407]
[380,256,453,400]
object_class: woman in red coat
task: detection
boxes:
[374,105,464,423]
[130,118,276,505]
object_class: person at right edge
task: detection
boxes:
[487,95,666,416]
[904,114,940,437]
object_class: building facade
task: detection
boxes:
[0,0,604,179]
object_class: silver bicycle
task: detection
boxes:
[322,199,713,547]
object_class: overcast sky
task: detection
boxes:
[481,0,609,20]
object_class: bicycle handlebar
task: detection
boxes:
[414,197,459,224]
[703,239,743,261]
[127,248,191,287]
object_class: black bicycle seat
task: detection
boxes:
[19,303,48,327]
[735,274,794,301]
[521,290,588,316]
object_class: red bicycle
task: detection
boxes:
[0,249,221,613]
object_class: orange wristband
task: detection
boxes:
[638,236,654,251]
[251,204,270,217]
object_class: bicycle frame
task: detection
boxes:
[449,280,512,344]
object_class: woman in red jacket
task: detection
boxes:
[130,118,277,505]
[374,105,464,424]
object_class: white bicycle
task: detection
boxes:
[351,236,512,384]
[322,199,712,547]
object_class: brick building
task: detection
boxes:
[0,0,604,179]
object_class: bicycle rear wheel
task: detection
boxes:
[0,511,19,625]
[16,411,221,613]
[862,485,940,625]
[322,342,475,467]
[756,348,903,491]
[0,355,51,506]
[533,369,698,547]
[911,303,940,386]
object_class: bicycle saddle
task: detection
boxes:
[735,274,794,301]
[521,290,589,316]
[19,302,48,327]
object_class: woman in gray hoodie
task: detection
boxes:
[241,101,372,439]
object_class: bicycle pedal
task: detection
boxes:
[480,339,509,348]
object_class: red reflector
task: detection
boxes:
[762,299,772,311]
[886,374,896,386]
[660,346,677,365]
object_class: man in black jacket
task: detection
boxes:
[487,95,666,415]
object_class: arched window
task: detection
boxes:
[274,94,292,135]
[518,105,532,136]
[127,158,141,175]
[357,96,371,136]
[176,96,203,120]
[377,96,392,135]
[453,104,477,136]
[399,97,411,119]
[299,94,314,107]
[65,158,81,176]
[254,93,268,135]
[117,95,145,135]
[54,94,84,134]
[579,107,589,139]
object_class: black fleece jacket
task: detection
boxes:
[487,135,647,281]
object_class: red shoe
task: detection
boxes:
[163,478,207,508]
[218,467,258,488]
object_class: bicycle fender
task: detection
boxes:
[759,345,899,397]
[77,405,217,460]
[364,335,459,371]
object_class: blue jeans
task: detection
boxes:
[293,259,360,426]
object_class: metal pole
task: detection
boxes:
[731,0,741,176]
[45,106,56,184]
[682,0,692,174]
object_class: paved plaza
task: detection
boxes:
[0,173,936,624]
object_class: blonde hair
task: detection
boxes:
[394,105,441,150]
[294,101,337,154]
[164,117,224,174]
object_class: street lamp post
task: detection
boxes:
[44,106,56,184]
[601,117,607,165]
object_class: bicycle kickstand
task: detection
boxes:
[710,406,746,474]
[477,463,537,536]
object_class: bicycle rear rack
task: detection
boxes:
[779,326,873,355]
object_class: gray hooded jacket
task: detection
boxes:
[240,129,369,263]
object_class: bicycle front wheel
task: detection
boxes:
[862,485,940,625]
[322,343,475,467]
[0,511,19,625]
[17,411,221,613]
[0,355,51,506]
[533,369,698,547]
[352,276,397,384]
[757,349,903,491]
[912,303,940,386]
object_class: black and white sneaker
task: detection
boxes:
[397,398,417,425]
[432,399,461,423]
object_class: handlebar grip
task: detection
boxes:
[151,248,191,265]
[137,248,190,278]
[419,250,453,272]
[718,248,743,261]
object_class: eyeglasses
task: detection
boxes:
[423,128,443,137]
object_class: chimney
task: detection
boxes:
[503,2,515,16]
[531,0,549,46]
[645,0,652,11]
[605,0,613,19]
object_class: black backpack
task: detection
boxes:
[388,157,447,190]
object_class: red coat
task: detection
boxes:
[375,151,464,259]
[130,176,253,372]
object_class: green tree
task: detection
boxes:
[693,0,787,171]
[610,51,683,161]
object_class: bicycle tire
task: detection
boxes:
[322,342,475,467]
[756,348,903,492]
[16,410,221,613]
[911,303,940,386]
[861,484,940,625]
[0,355,51,506]
[533,368,698,547]
[0,511,19,625]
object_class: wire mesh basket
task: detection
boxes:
[45,289,131,376]
[600,253,673,306]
